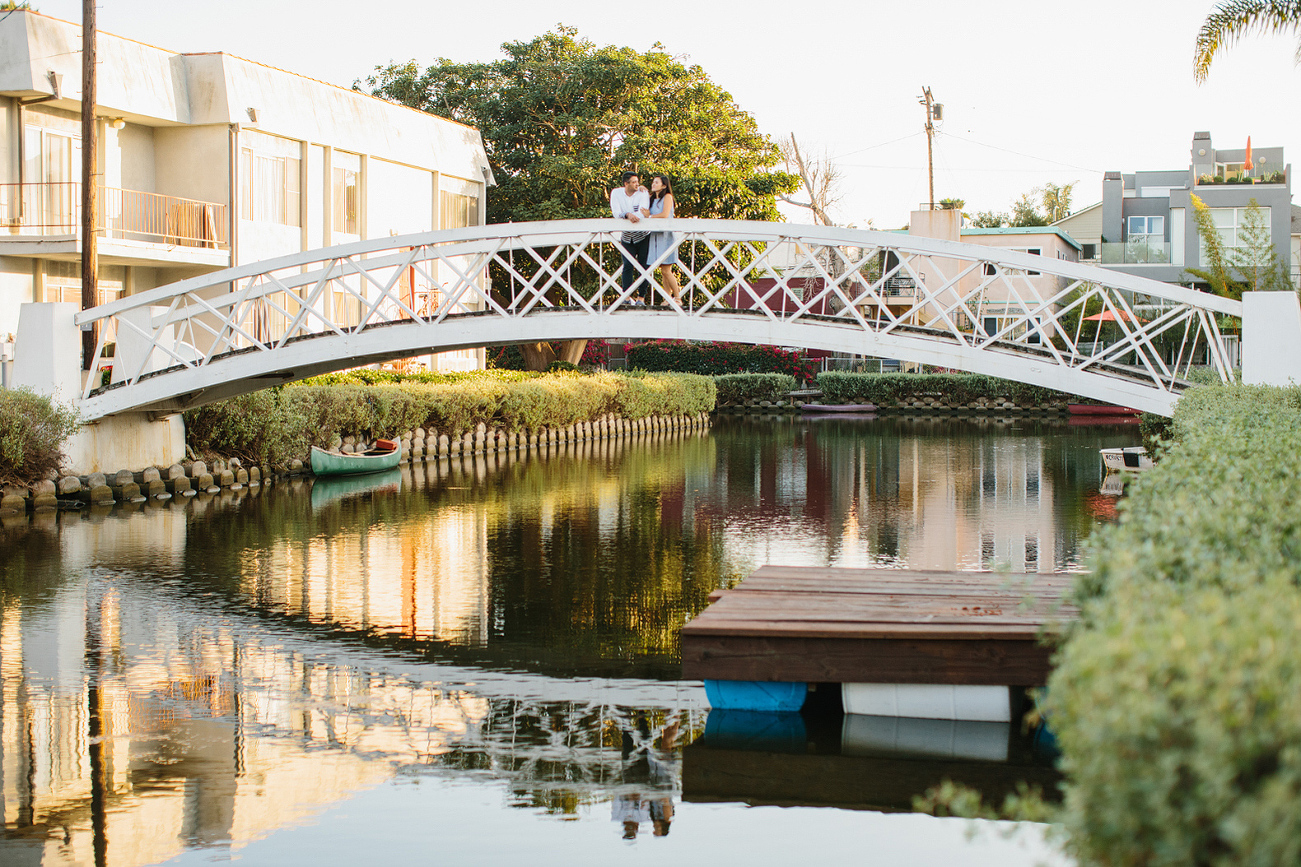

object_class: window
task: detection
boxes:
[1025,536,1039,570]
[42,262,125,343]
[1127,215,1164,240]
[332,166,358,235]
[982,248,1042,277]
[1126,216,1165,262]
[440,191,478,230]
[239,132,301,226]
[1216,162,1246,181]
[23,126,79,230]
[1205,206,1270,251]
[1024,247,1042,275]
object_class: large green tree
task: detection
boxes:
[1194,0,1301,82]
[364,27,796,368]
[365,27,796,225]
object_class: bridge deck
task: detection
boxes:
[680,566,1076,686]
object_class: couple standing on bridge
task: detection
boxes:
[610,170,682,306]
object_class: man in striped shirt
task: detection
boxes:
[610,171,651,304]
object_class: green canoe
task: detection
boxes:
[309,438,401,476]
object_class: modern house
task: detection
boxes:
[0,10,494,373]
[1055,131,1293,290]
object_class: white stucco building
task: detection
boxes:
[0,10,493,373]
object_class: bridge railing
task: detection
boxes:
[74,219,1240,410]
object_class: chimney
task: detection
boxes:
[1191,131,1214,179]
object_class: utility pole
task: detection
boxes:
[81,0,98,372]
[918,87,942,210]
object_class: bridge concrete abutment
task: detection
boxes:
[1242,291,1301,387]
[11,302,185,473]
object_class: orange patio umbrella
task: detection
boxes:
[1245,136,1254,171]
[1084,309,1147,323]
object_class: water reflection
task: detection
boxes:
[1,569,702,867]
[708,414,1125,573]
[0,418,1127,865]
[685,708,1060,813]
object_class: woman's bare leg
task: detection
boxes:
[661,265,681,303]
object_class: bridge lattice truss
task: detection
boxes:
[76,219,1241,419]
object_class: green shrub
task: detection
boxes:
[1048,579,1301,866]
[626,340,816,383]
[1073,384,1301,604]
[0,388,81,486]
[714,373,797,405]
[184,388,316,468]
[1047,383,1301,863]
[185,370,714,467]
[816,371,1070,407]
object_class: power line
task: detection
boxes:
[938,131,1104,174]
[830,131,924,161]
[839,163,1096,174]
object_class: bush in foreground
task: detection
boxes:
[0,388,80,486]
[1046,383,1301,865]
[1048,579,1301,866]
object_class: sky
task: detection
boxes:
[29,0,1301,229]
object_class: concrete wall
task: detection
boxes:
[368,158,434,237]
[0,257,34,340]
[64,412,186,473]
[1243,291,1301,386]
[154,125,231,207]
[114,123,158,194]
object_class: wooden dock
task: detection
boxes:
[681,566,1076,687]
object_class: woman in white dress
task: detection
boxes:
[643,174,681,305]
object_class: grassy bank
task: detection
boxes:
[184,369,715,468]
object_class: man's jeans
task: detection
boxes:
[620,235,651,302]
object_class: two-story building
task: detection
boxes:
[1055,131,1293,290]
[0,10,493,373]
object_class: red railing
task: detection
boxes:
[0,182,228,249]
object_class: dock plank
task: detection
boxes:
[680,566,1074,686]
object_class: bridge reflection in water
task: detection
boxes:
[0,420,1117,864]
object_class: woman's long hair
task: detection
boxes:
[649,173,674,201]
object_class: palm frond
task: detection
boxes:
[1193,0,1301,82]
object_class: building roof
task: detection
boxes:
[961,226,1083,251]
[1053,201,1101,225]
[0,11,493,182]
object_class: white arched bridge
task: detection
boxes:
[75,219,1240,420]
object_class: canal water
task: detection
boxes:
[0,414,1137,866]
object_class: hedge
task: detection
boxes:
[0,388,81,486]
[626,340,816,383]
[1046,383,1301,865]
[714,373,797,405]
[1071,384,1301,604]
[816,371,1072,407]
[183,370,715,468]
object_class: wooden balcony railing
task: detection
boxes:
[0,182,228,249]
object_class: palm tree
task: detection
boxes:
[1194,0,1301,82]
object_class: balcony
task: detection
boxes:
[1101,241,1170,265]
[0,182,229,267]
[881,276,918,297]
